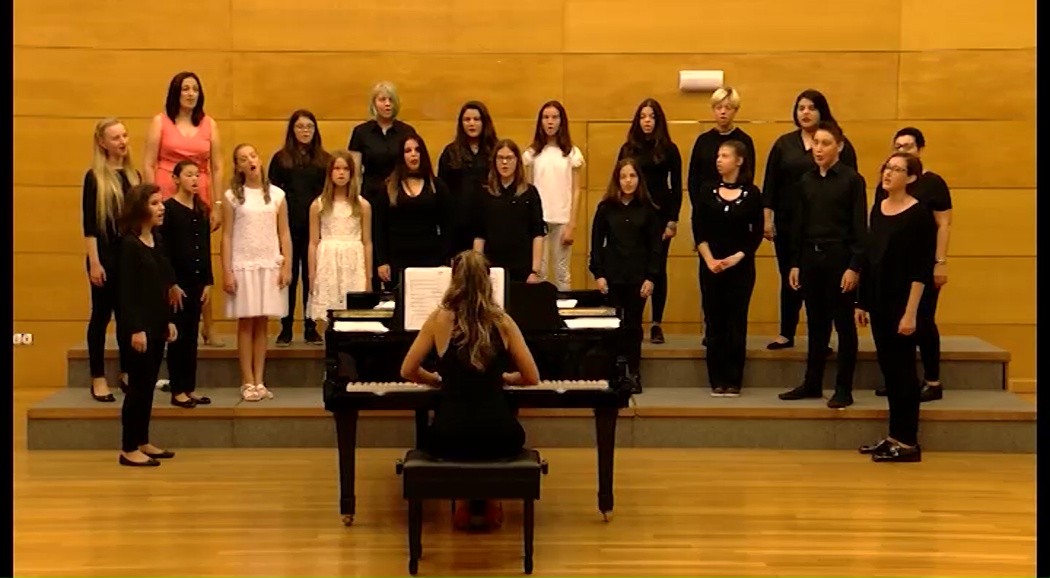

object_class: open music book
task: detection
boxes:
[403,266,505,331]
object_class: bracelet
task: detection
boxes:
[935,259,947,265]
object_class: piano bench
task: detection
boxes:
[395,449,549,575]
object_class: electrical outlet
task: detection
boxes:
[12,333,23,345]
[22,333,33,345]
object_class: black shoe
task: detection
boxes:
[920,384,943,403]
[875,387,888,397]
[189,395,212,405]
[650,325,665,344]
[304,327,323,345]
[119,455,160,467]
[872,443,922,463]
[276,328,292,347]
[143,449,175,460]
[91,387,116,403]
[779,385,822,400]
[827,391,854,409]
[767,339,794,350]
[859,439,892,454]
[723,387,741,397]
[628,373,642,395]
[119,376,129,395]
[171,396,197,408]
[701,336,707,347]
[711,387,725,397]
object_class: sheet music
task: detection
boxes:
[403,267,506,331]
[564,317,621,329]
[373,300,396,310]
[556,299,578,309]
[332,320,390,333]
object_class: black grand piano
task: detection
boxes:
[322,277,633,525]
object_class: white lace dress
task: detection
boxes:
[224,186,289,319]
[307,199,366,321]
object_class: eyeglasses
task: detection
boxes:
[496,156,516,163]
[294,124,315,131]
[882,165,907,174]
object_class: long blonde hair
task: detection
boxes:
[318,150,362,217]
[441,250,506,371]
[229,143,271,204]
[90,118,140,238]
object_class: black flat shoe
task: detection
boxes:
[778,385,822,400]
[120,455,160,467]
[920,384,943,403]
[91,389,116,403]
[859,439,892,454]
[650,325,665,344]
[171,396,197,408]
[872,444,922,463]
[143,449,175,460]
[189,395,212,405]
[875,387,888,397]
[767,339,794,350]
[119,380,129,395]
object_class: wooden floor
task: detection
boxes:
[12,389,1037,577]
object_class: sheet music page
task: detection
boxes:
[403,267,452,331]
[332,320,390,333]
[489,267,505,309]
[564,317,621,329]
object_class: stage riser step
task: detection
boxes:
[642,359,1004,391]
[70,357,1006,391]
[26,415,1033,453]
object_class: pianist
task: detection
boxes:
[400,250,540,529]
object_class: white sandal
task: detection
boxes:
[241,384,262,402]
[255,384,274,400]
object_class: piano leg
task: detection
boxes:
[334,409,359,526]
[594,405,617,521]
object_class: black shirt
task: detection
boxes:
[589,197,663,285]
[692,183,764,261]
[763,130,858,217]
[617,141,683,225]
[476,183,546,280]
[267,153,328,237]
[82,168,136,268]
[858,200,935,316]
[687,127,757,203]
[161,197,214,289]
[789,162,869,271]
[117,233,176,340]
[372,178,451,269]
[347,119,417,200]
[438,143,491,253]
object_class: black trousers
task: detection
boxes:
[282,233,315,333]
[122,334,166,452]
[773,220,804,340]
[87,264,131,379]
[608,283,646,377]
[917,285,941,382]
[699,259,755,389]
[871,309,921,446]
[799,245,858,394]
[651,238,672,324]
[168,284,203,395]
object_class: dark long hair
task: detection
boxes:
[441,250,506,371]
[276,109,330,169]
[120,183,161,236]
[717,140,754,186]
[792,89,837,128]
[602,158,653,206]
[486,139,527,197]
[164,71,206,126]
[172,160,209,215]
[621,98,673,164]
[385,134,436,207]
[448,101,498,169]
[529,100,574,156]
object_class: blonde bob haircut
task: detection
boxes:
[710,86,741,109]
[368,81,401,119]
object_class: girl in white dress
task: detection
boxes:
[307,150,373,326]
[220,143,292,401]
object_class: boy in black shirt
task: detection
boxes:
[781,121,868,408]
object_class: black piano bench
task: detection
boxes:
[395,448,549,575]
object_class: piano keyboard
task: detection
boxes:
[346,379,609,395]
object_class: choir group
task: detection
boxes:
[82,72,951,466]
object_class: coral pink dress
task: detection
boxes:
[155,115,213,206]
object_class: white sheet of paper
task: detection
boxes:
[373,300,396,310]
[563,317,621,330]
[403,267,505,331]
[556,299,578,309]
[332,320,390,333]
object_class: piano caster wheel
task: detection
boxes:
[342,515,354,526]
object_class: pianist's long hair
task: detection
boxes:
[442,250,506,372]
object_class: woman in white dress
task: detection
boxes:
[220,143,292,401]
[307,150,372,327]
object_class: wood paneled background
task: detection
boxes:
[12,0,1036,390]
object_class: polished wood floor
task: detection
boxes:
[13,389,1036,577]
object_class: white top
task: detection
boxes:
[319,198,363,243]
[225,185,286,271]
[523,144,584,224]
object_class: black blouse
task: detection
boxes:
[82,168,136,267]
[438,143,491,253]
[117,233,177,340]
[267,153,328,237]
[617,141,683,226]
[348,119,417,200]
[589,197,663,285]
[372,178,452,269]
[692,183,764,261]
[763,129,858,218]
[858,200,935,316]
[476,183,546,280]
[687,127,757,203]
[161,197,214,289]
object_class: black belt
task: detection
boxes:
[805,241,845,253]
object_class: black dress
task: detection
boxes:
[426,324,525,461]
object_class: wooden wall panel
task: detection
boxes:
[14,186,82,254]
[14,117,154,187]
[13,0,231,50]
[563,53,900,122]
[916,122,1035,189]
[15,254,91,321]
[934,257,1035,325]
[230,53,565,121]
[448,0,565,53]
[563,0,901,53]
[947,189,1036,257]
[13,48,233,120]
[897,50,1036,120]
[900,0,1037,50]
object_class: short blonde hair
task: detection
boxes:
[711,87,741,109]
[368,81,401,119]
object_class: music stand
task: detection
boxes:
[506,281,564,332]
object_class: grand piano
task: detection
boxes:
[322,276,632,525]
